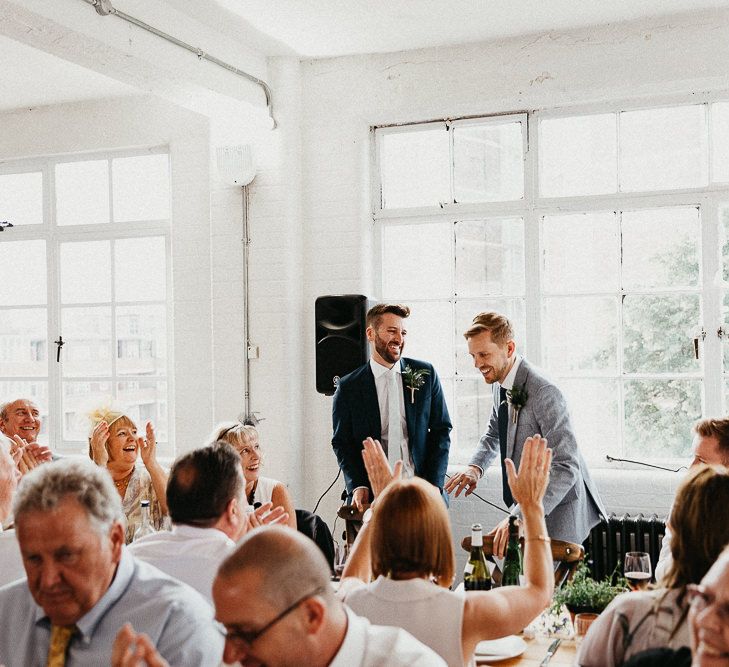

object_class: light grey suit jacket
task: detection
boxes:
[469,358,606,544]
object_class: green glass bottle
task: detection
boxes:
[463,523,492,591]
[501,515,523,586]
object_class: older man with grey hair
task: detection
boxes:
[0,458,224,667]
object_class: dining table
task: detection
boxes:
[476,635,577,666]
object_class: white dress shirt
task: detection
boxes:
[0,526,25,587]
[128,523,236,602]
[369,358,414,478]
[330,606,446,667]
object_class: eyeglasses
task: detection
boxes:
[223,586,325,647]
[686,583,729,624]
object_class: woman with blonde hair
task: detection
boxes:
[209,422,296,529]
[339,435,554,667]
[577,463,729,666]
[88,406,168,542]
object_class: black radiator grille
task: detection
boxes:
[582,512,667,581]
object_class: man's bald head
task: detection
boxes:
[217,526,334,608]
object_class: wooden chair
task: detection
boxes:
[461,534,584,588]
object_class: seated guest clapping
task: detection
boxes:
[339,436,554,667]
[114,525,446,667]
[129,441,287,601]
[577,464,729,667]
[0,398,53,475]
[88,406,168,542]
[209,422,296,529]
[0,459,223,667]
[0,433,25,586]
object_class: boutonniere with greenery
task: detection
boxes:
[506,384,528,424]
[402,365,430,404]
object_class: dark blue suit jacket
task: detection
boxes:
[331,357,452,498]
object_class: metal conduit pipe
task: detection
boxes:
[81,0,276,128]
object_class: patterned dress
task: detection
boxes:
[122,466,166,543]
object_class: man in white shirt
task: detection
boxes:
[655,417,729,581]
[128,441,286,601]
[332,303,452,510]
[0,398,53,469]
[114,526,445,667]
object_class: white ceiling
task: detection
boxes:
[212,0,729,58]
[2,0,729,112]
[0,35,138,112]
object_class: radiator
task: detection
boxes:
[582,512,667,581]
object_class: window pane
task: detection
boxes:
[543,297,618,373]
[455,218,524,296]
[620,105,708,192]
[113,154,170,222]
[722,205,729,285]
[453,377,493,456]
[0,380,48,444]
[0,172,43,226]
[453,121,523,202]
[541,212,619,293]
[382,223,451,299]
[117,305,166,376]
[711,102,729,182]
[61,307,112,377]
[560,379,619,461]
[62,381,113,444]
[623,294,700,374]
[539,114,617,197]
[402,301,454,378]
[621,207,700,290]
[624,379,700,458]
[117,380,168,444]
[380,128,450,209]
[56,160,110,225]
[455,298,526,376]
[0,240,46,305]
[723,292,729,373]
[60,241,111,304]
[115,237,166,302]
[0,309,47,377]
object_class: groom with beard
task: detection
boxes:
[331,303,452,510]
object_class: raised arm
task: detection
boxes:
[461,436,554,658]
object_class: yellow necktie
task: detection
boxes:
[46,624,76,667]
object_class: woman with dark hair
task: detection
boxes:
[577,464,729,666]
[338,436,554,667]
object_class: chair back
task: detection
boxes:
[461,534,584,587]
[296,509,336,573]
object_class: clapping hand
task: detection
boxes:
[361,437,402,499]
[11,435,44,475]
[112,623,170,667]
[139,422,157,468]
[246,501,288,531]
[90,420,110,466]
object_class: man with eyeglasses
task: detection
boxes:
[112,526,445,666]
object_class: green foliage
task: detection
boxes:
[550,562,628,614]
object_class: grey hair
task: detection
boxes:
[13,458,124,535]
[0,401,10,422]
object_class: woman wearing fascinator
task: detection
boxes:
[88,406,169,543]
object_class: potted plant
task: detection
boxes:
[551,561,628,619]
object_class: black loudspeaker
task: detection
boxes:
[315,295,370,396]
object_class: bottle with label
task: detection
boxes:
[501,515,524,586]
[463,523,492,591]
[132,499,156,542]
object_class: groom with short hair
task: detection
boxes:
[445,311,605,555]
[332,303,451,510]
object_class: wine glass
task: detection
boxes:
[624,552,652,590]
